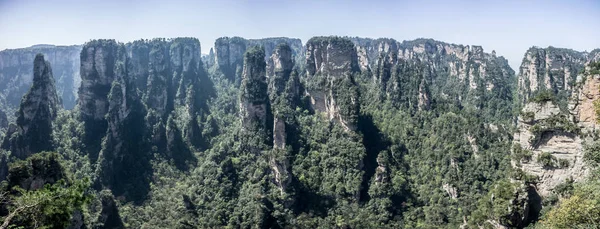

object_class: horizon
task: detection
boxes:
[1,0,599,70]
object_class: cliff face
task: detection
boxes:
[0,45,80,110]
[350,38,514,114]
[305,36,360,131]
[516,47,592,107]
[239,46,269,133]
[512,57,600,197]
[213,37,303,83]
[80,38,210,201]
[78,40,123,159]
[513,101,587,196]
[268,44,294,149]
[1,54,61,159]
[136,38,211,151]
[266,44,296,196]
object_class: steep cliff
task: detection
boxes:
[0,45,80,110]
[239,46,269,134]
[81,38,210,201]
[513,101,587,196]
[516,47,593,108]
[350,37,514,115]
[305,36,360,131]
[266,44,296,196]
[129,38,212,151]
[213,37,302,83]
[268,43,294,149]
[1,54,61,159]
[512,57,600,197]
[94,70,148,201]
[78,40,123,160]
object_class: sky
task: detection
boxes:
[1,0,599,70]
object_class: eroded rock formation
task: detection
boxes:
[305,36,360,131]
[239,46,269,133]
[213,37,302,83]
[78,40,124,160]
[350,38,514,113]
[513,101,588,196]
[516,47,595,106]
[0,45,80,110]
[1,54,61,159]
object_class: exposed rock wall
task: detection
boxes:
[268,44,294,149]
[570,73,600,130]
[214,37,302,83]
[266,44,296,197]
[78,40,123,159]
[305,36,359,131]
[350,38,513,113]
[0,45,81,110]
[80,38,209,201]
[513,57,600,197]
[1,54,61,159]
[516,47,592,106]
[239,46,269,133]
[513,101,588,196]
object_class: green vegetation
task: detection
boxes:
[537,152,557,169]
[512,144,533,163]
[530,90,556,103]
[558,158,570,168]
[538,181,600,228]
[589,61,600,75]
[520,111,535,121]
[584,140,600,164]
[0,152,91,229]
[5,36,599,228]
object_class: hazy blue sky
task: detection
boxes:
[1,0,599,70]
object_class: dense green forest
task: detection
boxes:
[0,36,599,229]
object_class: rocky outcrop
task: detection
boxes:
[267,44,294,148]
[141,39,171,117]
[513,56,600,198]
[1,54,61,159]
[78,40,124,159]
[94,75,148,200]
[350,38,514,113]
[77,37,213,202]
[513,101,588,196]
[516,47,590,106]
[214,37,246,82]
[239,46,269,133]
[126,40,151,92]
[128,38,211,150]
[305,36,360,131]
[213,37,302,83]
[248,37,304,64]
[266,44,297,197]
[79,40,153,202]
[0,45,81,110]
[306,37,359,77]
[569,58,600,130]
[202,48,215,70]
